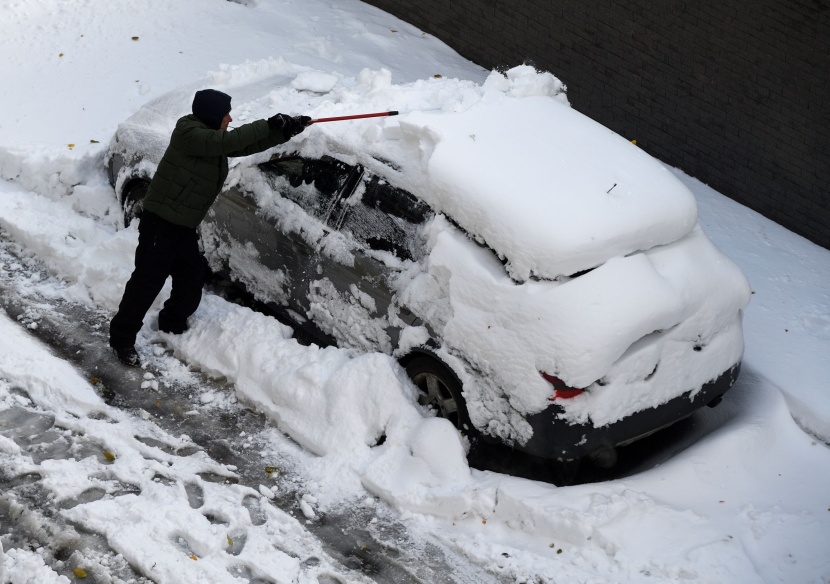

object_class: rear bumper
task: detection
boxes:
[519,363,741,460]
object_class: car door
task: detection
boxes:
[206,155,358,315]
[310,170,432,353]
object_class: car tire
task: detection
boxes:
[122,180,149,227]
[405,356,476,438]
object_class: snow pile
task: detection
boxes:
[161,293,480,513]
[401,93,698,280]
[174,295,425,458]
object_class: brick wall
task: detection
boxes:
[363,0,830,249]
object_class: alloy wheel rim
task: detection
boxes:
[413,371,459,424]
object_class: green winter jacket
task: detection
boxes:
[142,115,287,228]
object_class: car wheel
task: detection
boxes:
[122,180,149,227]
[405,356,475,436]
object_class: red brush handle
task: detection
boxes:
[307,111,399,125]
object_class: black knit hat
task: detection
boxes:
[192,89,232,130]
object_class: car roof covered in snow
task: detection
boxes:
[113,62,698,279]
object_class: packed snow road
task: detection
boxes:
[0,233,500,584]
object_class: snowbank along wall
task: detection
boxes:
[364,0,830,249]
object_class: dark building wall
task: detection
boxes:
[363,0,830,249]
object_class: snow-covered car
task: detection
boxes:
[106,65,751,465]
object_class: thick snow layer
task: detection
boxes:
[112,62,698,280]
[403,95,699,279]
[1,1,828,583]
[173,295,428,458]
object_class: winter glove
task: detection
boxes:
[267,114,311,138]
[267,113,292,131]
[285,115,311,138]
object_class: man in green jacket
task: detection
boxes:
[109,88,309,367]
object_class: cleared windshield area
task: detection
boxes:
[338,174,432,261]
[261,156,354,221]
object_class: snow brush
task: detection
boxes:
[306,111,399,125]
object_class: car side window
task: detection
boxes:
[338,174,432,261]
[260,156,355,221]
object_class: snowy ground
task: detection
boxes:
[1,1,828,583]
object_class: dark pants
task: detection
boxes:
[109,211,205,348]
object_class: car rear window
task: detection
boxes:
[260,156,355,221]
[337,174,431,261]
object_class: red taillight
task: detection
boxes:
[541,372,585,400]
